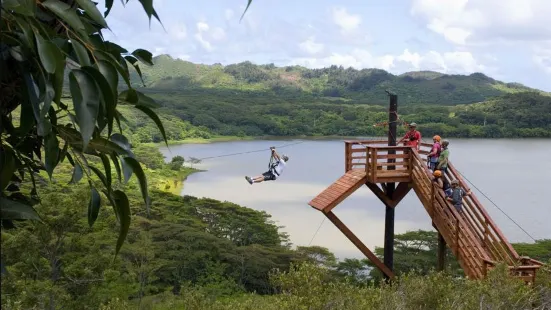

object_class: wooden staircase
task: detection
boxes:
[308,140,543,282]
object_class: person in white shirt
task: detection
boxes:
[245,147,289,184]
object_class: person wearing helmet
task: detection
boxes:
[427,135,442,171]
[436,140,450,173]
[446,179,472,212]
[398,122,421,151]
[245,147,289,184]
[432,170,452,197]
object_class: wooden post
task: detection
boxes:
[384,91,398,279]
[437,232,446,271]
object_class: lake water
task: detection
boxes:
[159,138,551,260]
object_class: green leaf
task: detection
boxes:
[71,39,91,66]
[14,16,36,49]
[69,69,101,149]
[99,153,112,189]
[97,60,118,135]
[40,82,55,120]
[89,165,108,189]
[41,0,87,38]
[240,0,253,22]
[131,49,153,66]
[120,156,132,183]
[0,148,16,191]
[89,137,130,156]
[3,0,35,16]
[134,104,168,147]
[104,0,114,17]
[44,132,59,179]
[119,89,138,104]
[137,0,162,25]
[109,133,133,155]
[112,190,131,257]
[95,50,131,87]
[88,186,102,227]
[75,0,108,28]
[122,157,149,215]
[97,60,118,96]
[125,56,145,87]
[80,65,116,134]
[69,162,84,184]
[0,198,40,220]
[110,153,122,183]
[53,55,67,106]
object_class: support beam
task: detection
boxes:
[437,232,447,271]
[366,182,411,208]
[383,91,398,279]
[325,211,395,279]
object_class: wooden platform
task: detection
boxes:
[308,169,367,213]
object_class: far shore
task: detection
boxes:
[147,135,550,148]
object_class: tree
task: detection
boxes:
[0,0,254,254]
[0,0,170,256]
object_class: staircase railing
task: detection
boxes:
[410,149,490,278]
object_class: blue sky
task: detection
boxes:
[100,0,551,91]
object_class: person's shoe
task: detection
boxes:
[245,176,253,185]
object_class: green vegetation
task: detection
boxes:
[138,88,551,139]
[113,56,551,140]
[1,0,173,255]
[2,149,550,309]
[133,56,545,106]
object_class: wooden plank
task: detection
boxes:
[325,211,395,279]
[308,170,368,212]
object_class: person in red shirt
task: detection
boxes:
[398,122,421,151]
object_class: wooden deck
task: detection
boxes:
[308,169,367,213]
[306,139,542,283]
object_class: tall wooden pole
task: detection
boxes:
[384,91,398,279]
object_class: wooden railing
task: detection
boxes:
[416,141,542,280]
[344,140,412,183]
[343,139,542,281]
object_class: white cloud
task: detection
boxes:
[533,49,551,73]
[288,48,485,75]
[332,7,361,33]
[224,9,234,21]
[169,22,187,41]
[299,37,324,55]
[410,0,551,45]
[197,22,209,32]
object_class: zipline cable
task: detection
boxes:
[454,167,538,242]
[192,120,539,243]
[420,138,538,242]
[197,140,306,161]
[195,127,385,161]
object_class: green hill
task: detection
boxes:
[127,55,545,106]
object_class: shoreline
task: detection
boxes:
[150,135,551,147]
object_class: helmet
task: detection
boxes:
[433,170,442,177]
[282,154,289,161]
[441,139,449,146]
[409,122,417,127]
[433,135,441,142]
[451,180,459,185]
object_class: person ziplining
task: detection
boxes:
[245,147,289,185]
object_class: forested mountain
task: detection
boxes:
[107,55,551,141]
[127,55,546,106]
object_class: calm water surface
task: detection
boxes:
[159,138,551,259]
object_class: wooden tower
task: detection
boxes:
[307,93,543,282]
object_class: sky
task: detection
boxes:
[100,0,551,91]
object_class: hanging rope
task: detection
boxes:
[308,217,326,246]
